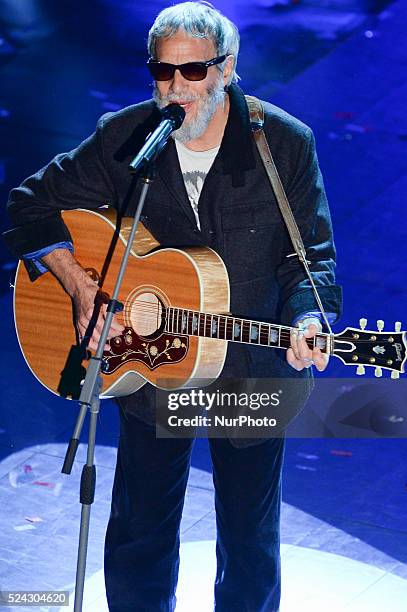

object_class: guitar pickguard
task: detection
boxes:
[102,327,189,374]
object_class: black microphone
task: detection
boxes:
[129,103,185,173]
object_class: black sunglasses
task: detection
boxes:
[147,55,227,82]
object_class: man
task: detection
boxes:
[4,2,342,610]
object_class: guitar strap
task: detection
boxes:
[245,94,333,334]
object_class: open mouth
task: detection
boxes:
[174,100,194,113]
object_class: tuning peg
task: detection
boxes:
[356,365,365,375]
[395,321,402,332]
[359,318,367,330]
[377,320,384,332]
[374,367,382,377]
[391,371,400,379]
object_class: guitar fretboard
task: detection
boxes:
[165,307,328,352]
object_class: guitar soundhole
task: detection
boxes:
[128,291,164,338]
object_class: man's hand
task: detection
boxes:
[42,248,124,351]
[72,280,124,352]
[286,317,329,372]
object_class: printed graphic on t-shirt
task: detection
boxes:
[175,140,219,228]
[182,170,207,217]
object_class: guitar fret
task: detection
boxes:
[259,323,268,345]
[218,315,226,339]
[211,315,219,338]
[242,320,249,343]
[232,318,240,341]
[231,317,237,341]
[251,322,260,344]
[192,311,198,335]
[225,316,230,340]
[268,325,279,345]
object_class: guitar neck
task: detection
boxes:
[165,307,330,354]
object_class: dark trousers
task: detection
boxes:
[104,411,284,612]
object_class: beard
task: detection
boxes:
[153,74,226,144]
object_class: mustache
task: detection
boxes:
[156,91,200,104]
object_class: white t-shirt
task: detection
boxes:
[175,140,220,229]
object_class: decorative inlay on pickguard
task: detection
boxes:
[102,328,189,374]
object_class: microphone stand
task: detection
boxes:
[61,159,156,612]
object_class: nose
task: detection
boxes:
[171,67,188,88]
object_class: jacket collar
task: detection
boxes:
[114,84,256,222]
[217,83,257,187]
[156,83,257,210]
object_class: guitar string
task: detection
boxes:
[121,302,313,332]
[110,302,398,345]
[114,311,392,343]
[114,321,393,346]
[107,321,394,356]
[122,302,398,328]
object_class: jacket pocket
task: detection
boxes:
[220,203,281,282]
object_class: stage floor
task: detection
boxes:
[1,443,406,612]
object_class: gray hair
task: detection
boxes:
[147,2,240,85]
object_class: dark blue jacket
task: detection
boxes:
[4,84,342,442]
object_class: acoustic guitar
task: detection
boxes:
[13,209,406,398]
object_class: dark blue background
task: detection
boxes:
[0,0,406,567]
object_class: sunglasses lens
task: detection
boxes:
[180,64,207,81]
[147,61,210,81]
[147,62,174,81]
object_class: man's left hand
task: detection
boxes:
[286,319,329,372]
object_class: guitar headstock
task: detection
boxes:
[333,319,406,378]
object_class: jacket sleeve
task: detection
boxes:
[3,113,115,259]
[275,128,342,326]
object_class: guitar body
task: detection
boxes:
[14,208,230,398]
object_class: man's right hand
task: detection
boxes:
[42,248,124,351]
